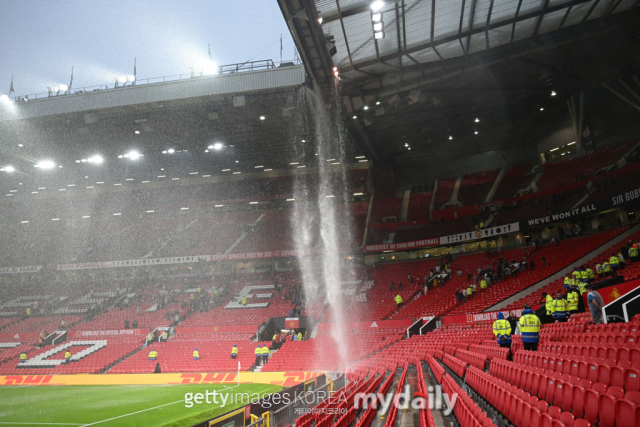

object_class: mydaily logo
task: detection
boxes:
[354,385,458,416]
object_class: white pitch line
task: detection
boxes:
[80,399,185,426]
[0,423,84,425]
[80,383,242,426]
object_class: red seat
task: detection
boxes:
[616,399,638,427]
[559,411,575,427]
[598,393,617,427]
[583,389,600,425]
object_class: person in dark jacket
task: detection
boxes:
[154,362,161,373]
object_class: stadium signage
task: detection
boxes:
[0,265,42,274]
[363,222,520,253]
[72,329,146,337]
[363,238,439,253]
[439,222,520,245]
[56,255,210,270]
[441,305,542,325]
[524,204,599,227]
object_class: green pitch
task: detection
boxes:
[0,383,281,426]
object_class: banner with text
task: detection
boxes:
[72,329,148,338]
[363,238,440,253]
[522,184,640,229]
[441,304,542,325]
[439,222,520,245]
[56,249,324,271]
[0,266,42,274]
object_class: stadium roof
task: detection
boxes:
[279,0,640,163]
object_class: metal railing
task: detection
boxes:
[9,58,302,102]
[270,375,346,427]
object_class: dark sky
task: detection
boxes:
[0,0,294,97]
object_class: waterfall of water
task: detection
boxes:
[291,83,354,371]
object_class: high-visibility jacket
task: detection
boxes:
[20,353,26,360]
[297,332,302,341]
[241,296,247,305]
[630,247,638,258]
[60,321,65,327]
[255,347,261,356]
[609,256,619,267]
[618,253,624,263]
[261,347,269,356]
[545,295,554,315]
[231,347,238,355]
[552,298,569,319]
[572,271,581,280]
[519,314,541,343]
[480,280,488,289]
[587,268,595,279]
[603,262,611,272]
[394,295,403,305]
[26,308,31,316]
[596,264,602,274]
[577,281,586,295]
[161,332,168,340]
[193,350,199,358]
[64,351,71,359]
[580,271,589,282]
[272,334,277,340]
[567,291,579,311]
[197,287,201,293]
[564,277,572,287]
[147,334,153,342]
[467,287,473,296]
[492,319,512,344]
[148,351,157,359]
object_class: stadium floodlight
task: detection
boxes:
[117,76,127,84]
[87,155,103,164]
[134,130,140,134]
[35,160,56,170]
[213,142,223,150]
[370,1,384,12]
[352,115,357,119]
[259,116,266,120]
[127,75,136,83]
[355,156,366,159]
[475,131,478,135]
[123,151,143,160]
[167,148,176,154]
[551,91,556,96]
[0,94,9,103]
[475,118,480,123]
[372,13,382,22]
[540,107,544,111]
[373,22,383,32]
[374,31,384,39]
[448,136,453,140]
[53,85,60,93]
[376,101,380,105]
[318,17,323,24]
[363,106,369,110]
[59,84,69,92]
[1,165,15,173]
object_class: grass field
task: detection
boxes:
[0,383,281,426]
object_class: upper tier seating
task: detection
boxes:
[370,198,402,223]
[536,139,635,192]
[458,169,498,206]
[493,164,533,200]
[435,178,455,208]
[407,192,433,221]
